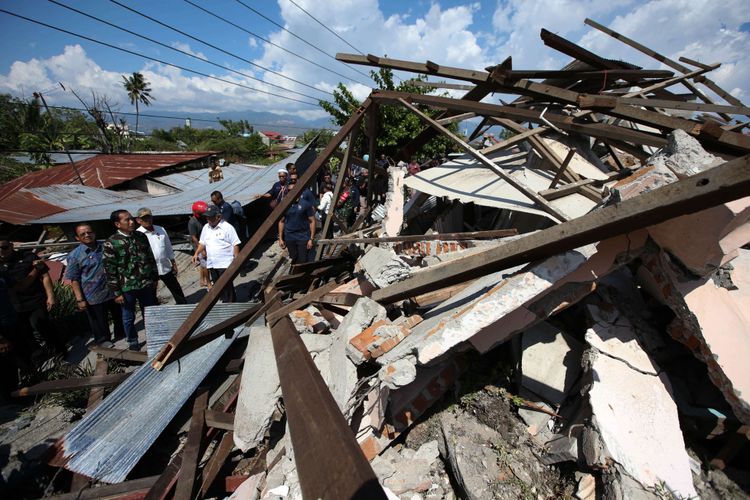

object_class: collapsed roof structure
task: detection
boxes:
[9,19,750,499]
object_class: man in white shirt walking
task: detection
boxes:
[135,207,187,304]
[191,205,240,302]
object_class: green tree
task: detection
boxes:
[122,72,154,136]
[219,119,253,136]
[299,128,334,147]
[319,68,457,160]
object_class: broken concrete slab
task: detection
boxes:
[521,322,583,406]
[290,305,331,335]
[234,326,282,453]
[583,348,697,498]
[359,246,411,288]
[349,320,412,364]
[585,303,658,375]
[647,129,723,179]
[647,197,750,276]
[468,231,648,354]
[379,356,418,390]
[372,441,436,495]
[383,165,407,238]
[638,248,750,425]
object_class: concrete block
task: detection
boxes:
[360,246,411,288]
[290,305,330,334]
[521,322,583,406]
[379,357,418,389]
[234,326,282,453]
[389,361,460,431]
[349,320,412,363]
[383,166,407,238]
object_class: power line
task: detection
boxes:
[182,0,370,87]
[0,8,320,107]
[233,0,376,84]
[108,0,329,100]
[287,0,363,56]
[47,0,330,102]
[12,103,339,131]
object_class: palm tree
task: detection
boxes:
[121,72,154,137]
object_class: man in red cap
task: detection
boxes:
[188,201,210,289]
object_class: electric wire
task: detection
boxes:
[14,103,339,131]
[0,8,320,107]
[108,0,329,98]
[287,0,364,56]
[233,0,376,84]
[47,0,330,101]
[182,0,370,87]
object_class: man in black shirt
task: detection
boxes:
[0,238,63,364]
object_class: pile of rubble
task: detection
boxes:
[7,19,750,500]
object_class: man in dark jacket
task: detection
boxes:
[103,210,158,351]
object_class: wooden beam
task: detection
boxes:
[204,410,234,431]
[540,28,630,70]
[479,126,547,155]
[371,91,669,148]
[174,388,209,500]
[266,279,341,324]
[48,476,160,500]
[316,129,358,261]
[151,99,373,370]
[372,154,750,303]
[408,80,475,91]
[88,345,148,363]
[316,229,518,245]
[679,56,716,71]
[579,94,750,116]
[338,53,489,83]
[366,103,378,207]
[12,373,129,397]
[548,149,577,189]
[437,111,476,125]
[397,97,568,222]
[268,298,386,499]
[584,18,744,120]
[198,431,235,497]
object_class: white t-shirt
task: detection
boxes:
[318,191,333,214]
[199,220,240,269]
[137,224,175,275]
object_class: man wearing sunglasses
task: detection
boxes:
[65,223,124,347]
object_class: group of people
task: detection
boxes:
[259,162,370,264]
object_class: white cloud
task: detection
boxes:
[1,0,748,123]
[170,42,207,60]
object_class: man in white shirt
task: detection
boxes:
[191,205,240,302]
[135,207,187,304]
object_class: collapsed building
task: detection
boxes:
[4,19,750,500]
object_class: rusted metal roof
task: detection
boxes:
[0,152,216,202]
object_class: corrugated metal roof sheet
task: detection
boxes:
[62,303,257,484]
[31,144,317,224]
[403,150,598,220]
[0,152,215,202]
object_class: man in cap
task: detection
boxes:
[66,223,124,348]
[135,207,187,305]
[103,209,158,351]
[192,205,240,303]
[188,201,210,289]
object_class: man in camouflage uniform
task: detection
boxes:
[103,210,158,351]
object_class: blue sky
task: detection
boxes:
[0,0,748,123]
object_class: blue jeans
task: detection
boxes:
[121,286,156,344]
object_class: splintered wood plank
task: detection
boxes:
[174,388,210,500]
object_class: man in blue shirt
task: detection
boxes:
[65,223,124,347]
[211,190,235,227]
[278,175,316,264]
